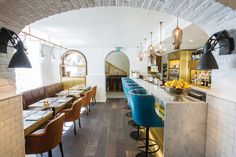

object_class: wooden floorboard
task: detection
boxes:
[36,98,141,157]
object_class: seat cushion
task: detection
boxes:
[31,87,46,103]
[44,83,63,97]
[22,91,34,109]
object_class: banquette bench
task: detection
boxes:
[22,83,64,109]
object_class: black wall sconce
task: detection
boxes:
[197,30,234,70]
[0,27,32,68]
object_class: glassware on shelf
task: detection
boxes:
[190,70,211,87]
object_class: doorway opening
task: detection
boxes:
[105,50,130,98]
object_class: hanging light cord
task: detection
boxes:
[150,32,153,45]
[160,22,162,45]
[144,38,146,52]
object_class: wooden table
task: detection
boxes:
[56,86,91,97]
[69,85,91,91]
[23,110,53,136]
[55,90,84,97]
[28,97,73,116]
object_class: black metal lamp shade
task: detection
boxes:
[8,41,32,68]
[196,51,219,70]
[197,30,235,70]
[197,41,219,70]
[0,27,32,68]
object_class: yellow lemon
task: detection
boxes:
[171,81,178,88]
[176,85,182,89]
[184,84,190,89]
[179,79,184,82]
[165,82,169,86]
[177,82,184,87]
[183,81,189,86]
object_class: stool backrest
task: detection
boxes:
[126,87,146,108]
[124,83,139,98]
[129,91,163,127]
[121,79,133,94]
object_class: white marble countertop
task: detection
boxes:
[190,84,236,103]
[132,78,206,107]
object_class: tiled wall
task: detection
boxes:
[204,29,236,157]
[205,95,236,157]
[0,95,25,157]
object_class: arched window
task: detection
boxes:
[60,50,87,88]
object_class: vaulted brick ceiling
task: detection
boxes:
[0,0,235,35]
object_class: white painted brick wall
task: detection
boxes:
[0,95,24,157]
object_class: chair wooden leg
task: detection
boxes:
[59,142,64,157]
[73,121,76,136]
[94,97,96,104]
[92,97,95,105]
[78,118,81,128]
[48,150,52,157]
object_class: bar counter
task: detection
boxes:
[131,78,207,157]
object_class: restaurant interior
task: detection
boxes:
[0,1,236,157]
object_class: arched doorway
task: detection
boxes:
[105,50,130,98]
[60,50,87,89]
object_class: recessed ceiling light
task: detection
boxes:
[189,39,194,43]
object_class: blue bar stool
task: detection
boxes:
[127,88,147,141]
[122,79,135,98]
[124,83,139,114]
[130,90,164,157]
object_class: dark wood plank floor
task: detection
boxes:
[37,98,142,157]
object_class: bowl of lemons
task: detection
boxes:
[164,79,190,101]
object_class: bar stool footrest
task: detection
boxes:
[130,131,143,141]
[137,138,160,154]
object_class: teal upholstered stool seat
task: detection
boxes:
[130,90,164,157]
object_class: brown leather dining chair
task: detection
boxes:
[25,113,65,157]
[82,90,92,116]
[91,86,97,105]
[61,97,83,136]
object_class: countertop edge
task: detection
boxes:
[0,93,22,101]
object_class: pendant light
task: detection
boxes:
[136,44,143,61]
[50,46,55,62]
[147,32,156,57]
[40,42,45,62]
[172,18,183,50]
[156,21,165,56]
[136,46,140,61]
[144,38,147,57]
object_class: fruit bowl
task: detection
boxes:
[165,87,190,101]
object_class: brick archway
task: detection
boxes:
[0,0,236,35]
